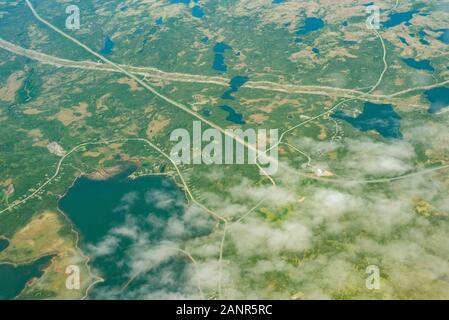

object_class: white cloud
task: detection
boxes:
[145,189,183,210]
[229,218,311,256]
[344,139,416,176]
[229,179,297,208]
[87,235,120,257]
[308,188,362,219]
[113,191,140,213]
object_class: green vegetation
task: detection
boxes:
[0,0,448,300]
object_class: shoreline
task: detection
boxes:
[55,163,191,300]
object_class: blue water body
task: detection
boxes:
[213,42,232,73]
[363,2,375,6]
[418,30,429,37]
[332,102,402,139]
[213,55,227,72]
[0,238,9,252]
[155,17,163,26]
[222,76,250,100]
[59,170,211,299]
[296,17,325,35]
[312,48,320,54]
[192,5,205,18]
[436,29,449,44]
[342,21,348,27]
[201,36,209,43]
[399,37,409,45]
[417,31,430,44]
[424,87,449,113]
[272,0,286,3]
[0,255,54,300]
[169,0,204,18]
[220,105,245,125]
[214,42,232,53]
[402,58,434,71]
[383,10,419,28]
[202,109,211,117]
[99,36,114,55]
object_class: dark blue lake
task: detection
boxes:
[402,58,434,71]
[192,5,205,18]
[213,42,232,73]
[99,36,114,55]
[399,37,409,45]
[214,42,232,54]
[220,105,245,125]
[58,170,211,299]
[383,10,418,28]
[436,29,449,44]
[332,102,402,139]
[425,87,449,113]
[169,0,204,18]
[296,17,325,35]
[213,55,227,72]
[0,238,9,252]
[222,76,250,100]
[0,255,54,300]
[419,30,429,37]
[202,109,211,117]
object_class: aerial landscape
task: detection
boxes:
[0,0,449,300]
